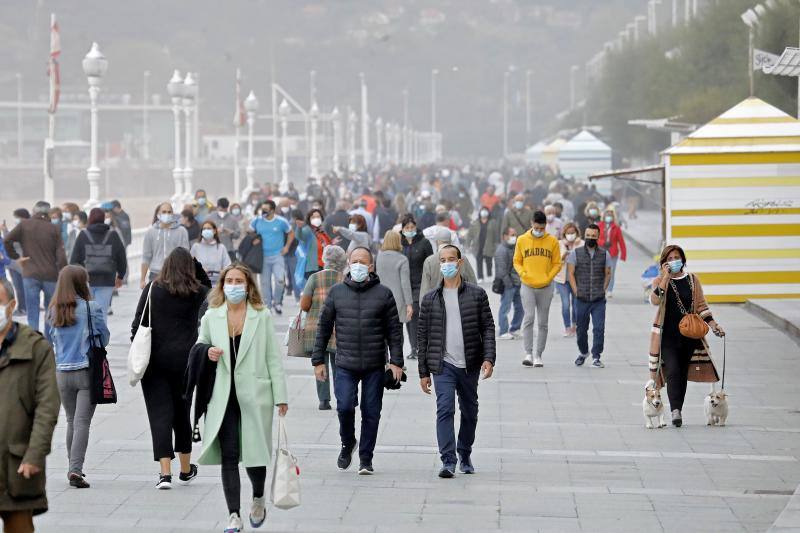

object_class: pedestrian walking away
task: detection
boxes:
[69,208,127,316]
[312,247,404,475]
[300,245,346,411]
[417,244,496,478]
[567,224,611,368]
[249,200,294,315]
[494,226,523,340]
[195,263,288,532]
[513,210,561,367]
[0,278,60,532]
[132,248,208,490]
[555,222,583,338]
[649,245,725,427]
[48,265,110,489]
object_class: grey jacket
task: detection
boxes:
[419,249,477,301]
[494,242,520,288]
[376,250,413,323]
[190,241,232,284]
[337,227,372,255]
[205,211,241,253]
[142,222,190,275]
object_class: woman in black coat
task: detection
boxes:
[132,247,208,489]
[400,214,434,360]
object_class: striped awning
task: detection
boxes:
[763,47,800,77]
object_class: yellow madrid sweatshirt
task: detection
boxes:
[513,230,562,288]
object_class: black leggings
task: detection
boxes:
[661,337,695,411]
[476,254,493,279]
[141,369,192,461]
[218,393,266,515]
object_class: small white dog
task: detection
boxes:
[643,379,666,429]
[704,389,729,426]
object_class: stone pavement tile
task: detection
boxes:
[660,517,747,533]
[498,494,577,518]
[578,515,663,532]
[499,515,582,532]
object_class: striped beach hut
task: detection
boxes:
[559,130,613,194]
[540,138,566,171]
[525,141,547,165]
[662,97,800,303]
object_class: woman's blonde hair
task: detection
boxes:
[207,263,264,309]
[381,230,402,252]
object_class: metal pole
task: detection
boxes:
[310,70,316,108]
[797,15,799,118]
[246,110,255,193]
[525,69,531,146]
[360,73,370,167]
[431,69,438,135]
[171,98,183,202]
[183,99,193,200]
[332,108,341,171]
[142,70,150,160]
[402,89,409,165]
[15,73,23,160]
[280,113,289,184]
[502,71,509,158]
[86,85,100,206]
[193,73,199,161]
[310,105,319,178]
[749,27,754,97]
[375,117,383,165]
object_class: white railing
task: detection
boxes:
[126,227,148,282]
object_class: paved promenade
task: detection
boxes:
[31,241,800,532]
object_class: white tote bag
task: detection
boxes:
[127,284,152,387]
[270,415,301,510]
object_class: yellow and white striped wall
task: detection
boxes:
[663,97,800,303]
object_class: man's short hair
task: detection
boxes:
[439,244,462,260]
[0,278,15,304]
[586,223,600,233]
[262,200,276,211]
[33,201,51,215]
[217,197,230,209]
[435,212,449,224]
[350,246,373,264]
[532,210,547,225]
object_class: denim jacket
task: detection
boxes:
[50,297,110,371]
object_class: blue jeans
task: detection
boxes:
[284,253,302,300]
[91,286,114,316]
[260,254,286,308]
[433,362,480,466]
[23,277,56,340]
[575,298,606,359]
[10,269,26,312]
[607,256,619,293]
[498,286,523,335]
[555,281,577,329]
[334,366,384,463]
[316,352,336,402]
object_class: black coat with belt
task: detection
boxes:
[402,233,434,302]
[312,272,404,372]
[417,280,496,377]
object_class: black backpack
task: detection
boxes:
[84,230,116,275]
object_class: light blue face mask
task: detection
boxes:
[403,230,417,239]
[224,284,247,304]
[668,259,683,273]
[350,263,369,282]
[158,213,174,225]
[440,262,459,279]
[514,201,524,210]
[201,229,214,241]
[532,229,544,238]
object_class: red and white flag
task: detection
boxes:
[48,13,60,114]
[233,68,246,127]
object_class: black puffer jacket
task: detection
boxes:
[417,280,496,377]
[402,233,434,302]
[313,273,404,371]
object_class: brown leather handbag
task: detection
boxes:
[670,276,709,339]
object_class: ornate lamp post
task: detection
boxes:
[166,70,184,203]
[331,106,341,172]
[278,98,290,191]
[347,109,357,171]
[309,101,319,178]
[182,72,197,201]
[375,116,383,165]
[81,42,107,208]
[244,90,259,197]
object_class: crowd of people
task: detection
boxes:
[0,164,726,533]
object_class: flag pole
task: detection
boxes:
[234,68,241,202]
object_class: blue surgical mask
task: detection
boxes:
[403,230,417,239]
[532,229,544,238]
[604,215,613,223]
[159,213,173,224]
[224,284,247,304]
[668,259,683,273]
[350,263,369,282]
[201,229,214,241]
[440,262,459,279]
[514,201,524,210]
[50,217,60,225]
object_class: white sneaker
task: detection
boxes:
[606,292,613,299]
[509,330,522,339]
[249,496,267,528]
[477,277,484,283]
[498,333,514,340]
[522,353,534,367]
[562,329,570,337]
[224,512,243,533]
[533,356,544,367]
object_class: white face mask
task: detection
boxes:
[310,217,322,228]
[506,236,517,245]
[217,210,227,218]
[104,218,112,225]
[565,233,577,242]
[0,304,8,331]
[348,223,358,232]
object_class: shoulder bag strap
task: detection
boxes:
[668,279,688,316]
[511,209,526,231]
[138,284,153,328]
[83,229,97,245]
[85,300,98,348]
[100,229,113,246]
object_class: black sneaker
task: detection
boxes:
[592,358,605,368]
[574,354,587,366]
[438,465,455,478]
[459,457,475,475]
[156,474,172,490]
[358,462,374,475]
[672,409,682,427]
[318,400,332,411]
[68,472,90,488]
[337,440,357,470]
[178,464,198,485]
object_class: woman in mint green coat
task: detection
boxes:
[196,263,288,533]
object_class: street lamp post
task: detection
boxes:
[331,106,341,172]
[82,42,107,208]
[525,69,532,146]
[375,117,383,165]
[402,89,409,165]
[142,70,150,160]
[394,123,401,164]
[182,72,197,202]
[360,73,370,167]
[502,70,509,158]
[348,109,357,171]
[278,98,290,190]
[431,68,438,136]
[244,91,259,197]
[167,70,184,203]
[16,73,22,160]
[309,101,319,178]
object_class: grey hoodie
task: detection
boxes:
[142,221,190,275]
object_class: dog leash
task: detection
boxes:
[720,334,726,391]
